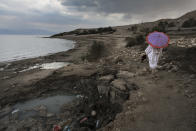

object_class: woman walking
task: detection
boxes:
[145,31,169,72]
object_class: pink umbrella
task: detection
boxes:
[146,31,170,48]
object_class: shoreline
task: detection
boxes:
[0,36,77,65]
[0,32,196,130]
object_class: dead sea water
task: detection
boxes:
[0,35,75,62]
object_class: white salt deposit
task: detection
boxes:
[20,62,69,72]
[40,62,69,69]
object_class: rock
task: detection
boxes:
[3,88,9,92]
[190,74,195,79]
[34,105,47,111]
[0,63,6,68]
[164,63,172,70]
[46,112,55,117]
[2,76,10,80]
[91,110,96,116]
[34,105,47,117]
[113,56,124,64]
[171,65,179,72]
[99,75,114,82]
[0,106,12,118]
[117,71,135,79]
[11,109,20,120]
[110,90,116,102]
[97,85,110,96]
[111,79,127,91]
[141,67,148,72]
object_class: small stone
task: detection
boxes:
[47,113,54,117]
[11,109,19,120]
[0,106,12,118]
[110,90,116,102]
[190,74,195,79]
[2,76,9,80]
[3,88,9,92]
[171,65,179,72]
[91,110,96,116]
[117,71,135,79]
[97,85,110,96]
[34,105,47,117]
[111,79,127,91]
[99,75,114,82]
[142,67,148,72]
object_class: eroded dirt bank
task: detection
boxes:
[0,33,196,131]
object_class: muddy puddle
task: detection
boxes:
[12,95,75,120]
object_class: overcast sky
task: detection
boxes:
[0,0,196,34]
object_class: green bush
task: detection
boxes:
[182,18,196,28]
[125,35,145,47]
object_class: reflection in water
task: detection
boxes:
[0,35,75,62]
[13,95,75,120]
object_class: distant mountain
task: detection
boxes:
[178,10,196,20]
[51,10,196,37]
[0,29,56,35]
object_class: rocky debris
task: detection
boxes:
[0,63,8,68]
[190,74,195,79]
[3,88,9,92]
[0,106,12,119]
[109,79,138,103]
[184,89,195,98]
[172,38,196,48]
[111,79,127,91]
[169,65,179,72]
[113,56,124,64]
[117,71,135,79]
[160,62,180,72]
[97,85,110,97]
[135,67,149,75]
[34,105,47,117]
[46,112,55,117]
[11,109,20,120]
[99,75,114,82]
[1,76,10,80]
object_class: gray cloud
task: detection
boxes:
[62,0,196,19]
[0,0,196,35]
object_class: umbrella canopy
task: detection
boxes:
[146,31,170,48]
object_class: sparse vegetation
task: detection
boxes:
[51,27,116,37]
[182,18,196,28]
[152,21,168,32]
[168,22,175,27]
[131,25,138,32]
[76,27,116,35]
[140,27,150,35]
[125,35,145,47]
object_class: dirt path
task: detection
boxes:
[102,68,196,131]
[129,72,195,131]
